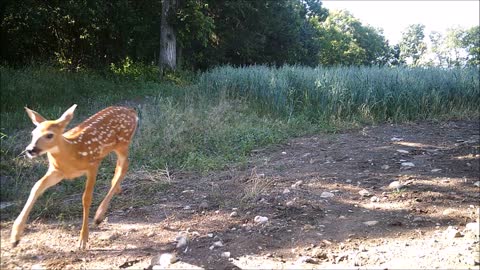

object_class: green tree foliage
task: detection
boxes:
[462,26,480,66]
[399,24,427,67]
[1,1,476,70]
[1,0,161,69]
[314,10,390,66]
[426,26,479,68]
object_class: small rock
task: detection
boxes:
[397,149,409,154]
[146,231,156,237]
[391,137,403,141]
[358,189,372,197]
[181,189,195,194]
[199,201,209,209]
[335,253,349,264]
[363,220,379,226]
[286,201,294,207]
[443,226,462,239]
[401,162,415,167]
[291,180,304,188]
[183,205,191,210]
[388,181,404,190]
[283,188,291,194]
[296,256,317,264]
[209,241,224,250]
[474,181,480,187]
[151,253,177,267]
[303,224,315,231]
[254,216,269,224]
[310,248,328,260]
[230,211,238,218]
[412,217,423,222]
[281,151,287,155]
[221,252,231,258]
[207,233,214,238]
[381,165,390,170]
[100,232,120,241]
[31,264,45,270]
[320,191,335,198]
[370,196,379,202]
[442,208,455,216]
[431,169,442,173]
[345,179,352,183]
[176,236,188,249]
[465,222,480,236]
[354,252,369,266]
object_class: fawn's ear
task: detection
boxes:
[57,104,77,127]
[25,107,47,126]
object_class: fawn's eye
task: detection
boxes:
[46,133,54,139]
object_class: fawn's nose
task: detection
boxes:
[25,146,40,158]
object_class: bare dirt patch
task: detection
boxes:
[2,120,479,269]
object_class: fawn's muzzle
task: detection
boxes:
[26,146,40,158]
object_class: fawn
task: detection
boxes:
[11,104,138,250]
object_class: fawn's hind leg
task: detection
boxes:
[93,147,129,225]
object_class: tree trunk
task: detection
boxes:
[159,0,177,74]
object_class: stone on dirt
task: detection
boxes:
[291,180,304,188]
[359,189,372,197]
[151,253,177,268]
[209,241,224,250]
[464,222,480,237]
[320,191,335,198]
[283,188,291,194]
[381,165,390,170]
[396,149,409,154]
[363,220,379,226]
[31,264,46,270]
[176,236,188,249]
[199,201,209,209]
[474,181,480,187]
[388,181,404,190]
[442,208,455,216]
[401,162,415,167]
[221,252,231,258]
[443,226,463,239]
[295,256,317,264]
[254,216,269,224]
[100,232,120,241]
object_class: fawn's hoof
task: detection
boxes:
[94,218,103,226]
[11,240,20,248]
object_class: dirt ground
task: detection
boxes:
[1,120,479,270]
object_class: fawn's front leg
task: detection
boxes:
[11,170,63,247]
[78,166,98,250]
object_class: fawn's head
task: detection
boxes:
[24,104,77,158]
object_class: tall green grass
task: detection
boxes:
[198,65,480,122]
